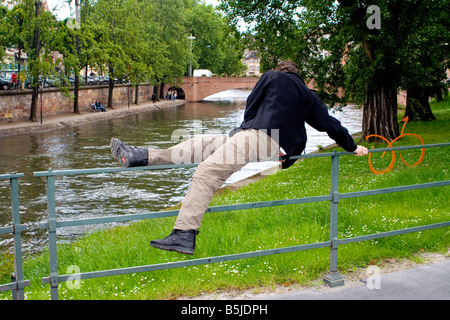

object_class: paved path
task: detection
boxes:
[256,260,450,300]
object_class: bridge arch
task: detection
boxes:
[166,86,186,100]
[177,76,259,102]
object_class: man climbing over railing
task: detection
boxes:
[110,60,368,255]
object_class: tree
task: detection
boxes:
[186,3,246,76]
[2,2,58,122]
[13,0,57,122]
[2,4,26,88]
[139,0,170,100]
[334,1,401,140]
[220,0,307,73]
[337,1,448,132]
[120,0,154,105]
[221,0,450,141]
[53,7,82,114]
[72,0,83,114]
[219,24,247,76]
[150,0,191,98]
[186,3,225,73]
[89,0,132,109]
[0,4,6,62]
[397,0,449,121]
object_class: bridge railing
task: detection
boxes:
[1,143,449,300]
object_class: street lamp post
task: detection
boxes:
[187,34,196,77]
[75,0,81,25]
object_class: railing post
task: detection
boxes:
[323,151,345,287]
[46,170,59,300]
[10,175,25,300]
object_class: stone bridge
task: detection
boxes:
[174,76,259,102]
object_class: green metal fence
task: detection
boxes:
[0,173,30,300]
[1,143,449,300]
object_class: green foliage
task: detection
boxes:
[186,3,246,76]
[88,0,131,81]
[2,0,246,90]
[220,0,449,132]
[220,0,308,73]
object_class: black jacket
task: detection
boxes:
[232,71,357,169]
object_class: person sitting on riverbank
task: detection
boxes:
[110,60,368,255]
[93,100,106,112]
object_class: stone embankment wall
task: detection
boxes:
[0,84,154,122]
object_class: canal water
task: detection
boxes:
[0,89,362,255]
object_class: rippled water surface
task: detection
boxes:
[0,90,362,255]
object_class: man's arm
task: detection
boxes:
[306,97,368,157]
[305,98,357,152]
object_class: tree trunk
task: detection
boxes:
[17,44,22,89]
[29,1,42,122]
[405,87,436,121]
[134,84,139,104]
[108,65,114,109]
[435,87,443,102]
[363,84,399,141]
[30,86,39,122]
[74,74,80,114]
[159,82,165,100]
[153,84,160,101]
[73,35,80,114]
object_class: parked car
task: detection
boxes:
[1,73,21,89]
[24,76,52,89]
[69,76,86,86]
[0,77,12,90]
[56,75,74,87]
[0,70,18,86]
[85,75,101,85]
[117,78,129,84]
[98,76,120,84]
[45,75,62,87]
[98,76,110,84]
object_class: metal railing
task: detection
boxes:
[1,143,449,300]
[0,173,30,300]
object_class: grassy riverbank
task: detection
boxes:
[1,97,449,300]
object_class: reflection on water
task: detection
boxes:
[0,89,362,255]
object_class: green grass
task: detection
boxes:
[1,97,449,300]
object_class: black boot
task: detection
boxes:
[150,229,199,255]
[110,138,148,168]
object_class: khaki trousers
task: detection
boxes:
[147,129,279,230]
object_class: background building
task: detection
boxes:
[242,49,261,77]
